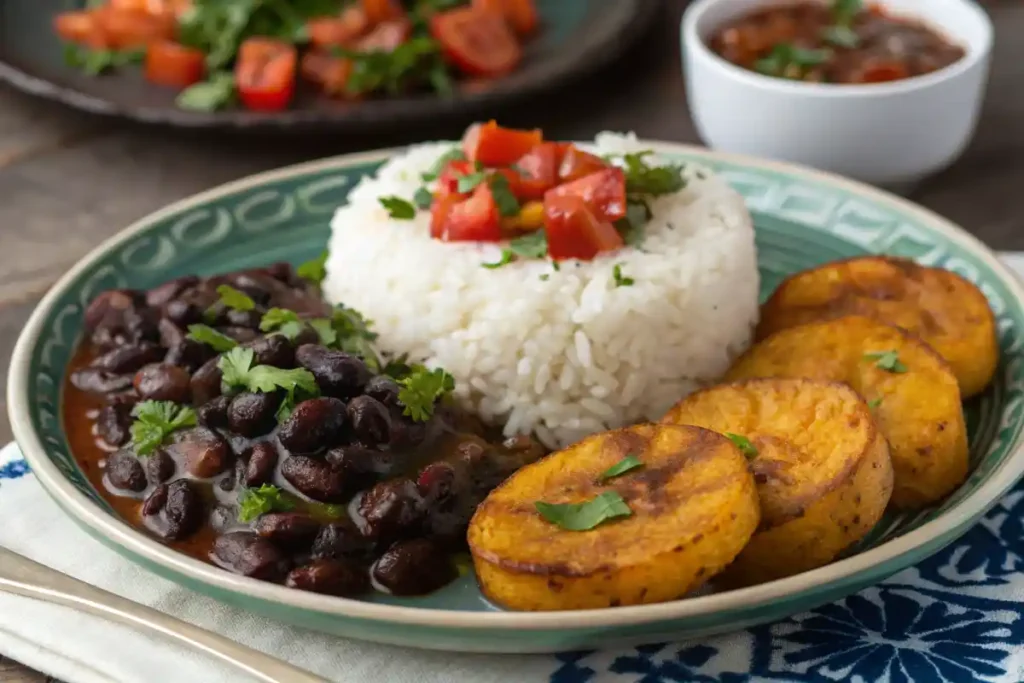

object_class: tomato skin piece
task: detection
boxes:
[145,41,205,88]
[544,195,623,261]
[462,121,542,167]
[546,167,627,222]
[300,50,354,96]
[361,0,405,24]
[512,142,564,199]
[430,7,522,77]
[558,145,608,182]
[354,19,412,52]
[307,8,370,47]
[430,194,462,239]
[235,39,298,112]
[434,183,502,242]
[855,61,910,83]
[96,8,176,49]
[54,11,108,48]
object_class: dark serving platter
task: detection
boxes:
[0,0,662,132]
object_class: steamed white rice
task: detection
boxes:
[323,132,759,448]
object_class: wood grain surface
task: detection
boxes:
[1,0,1022,679]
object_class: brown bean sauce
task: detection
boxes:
[62,263,547,598]
[709,2,965,84]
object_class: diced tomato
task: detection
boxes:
[544,195,623,261]
[855,61,910,83]
[430,194,462,239]
[307,7,370,47]
[144,41,205,88]
[462,121,542,167]
[558,145,608,182]
[471,0,538,35]
[512,142,564,199]
[433,183,502,242]
[96,8,176,49]
[354,19,412,52]
[235,38,297,112]
[546,168,627,222]
[301,50,354,96]
[436,160,475,197]
[361,0,405,24]
[430,7,521,77]
[54,11,107,48]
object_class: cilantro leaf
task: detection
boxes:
[868,397,884,409]
[615,200,652,246]
[864,350,908,373]
[237,484,295,523]
[398,367,455,422]
[614,151,687,196]
[186,324,238,352]
[755,44,832,79]
[215,284,255,312]
[64,44,144,76]
[421,148,465,182]
[457,171,488,193]
[413,186,434,210]
[599,454,643,481]
[309,318,338,346]
[509,230,549,259]
[219,347,256,390]
[832,0,862,26]
[130,401,197,456]
[725,433,758,459]
[482,250,514,269]
[823,25,860,48]
[297,250,328,285]
[488,173,521,217]
[176,71,236,112]
[335,36,447,96]
[246,366,319,395]
[534,491,632,531]
[379,196,417,220]
[260,308,301,332]
[612,264,635,287]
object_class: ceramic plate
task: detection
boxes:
[9,143,1024,653]
[0,0,659,131]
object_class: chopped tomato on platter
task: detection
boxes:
[145,41,205,88]
[97,8,176,49]
[472,0,539,36]
[300,51,354,96]
[430,6,522,77]
[511,142,564,199]
[429,194,463,239]
[558,145,608,182]
[436,160,476,197]
[544,195,623,261]
[307,7,370,48]
[432,183,502,242]
[235,38,297,112]
[354,19,413,52]
[545,167,627,222]
[462,121,542,167]
[54,12,107,48]
[361,0,405,24]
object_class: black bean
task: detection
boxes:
[164,299,203,327]
[280,456,346,502]
[221,272,276,306]
[96,403,132,447]
[145,449,176,485]
[106,450,147,492]
[253,512,321,548]
[123,307,160,345]
[324,444,379,488]
[146,275,200,308]
[220,462,240,492]
[277,398,347,455]
[165,338,215,372]
[346,396,391,445]
[105,390,140,408]
[141,483,168,517]
[226,309,263,329]
[211,532,290,581]
[90,342,164,374]
[197,395,231,429]
[158,318,186,349]
[265,261,298,285]
[133,364,192,403]
[142,479,203,541]
[356,479,424,541]
[312,523,372,561]
[167,427,231,479]
[84,290,137,333]
[211,505,239,533]
[372,539,456,596]
[243,443,279,487]
[190,358,223,406]
[364,376,402,411]
[245,335,295,369]
[293,326,321,347]
[387,412,429,451]
[70,369,134,395]
[286,559,370,597]
[228,392,281,437]
[221,327,260,343]
[295,345,370,400]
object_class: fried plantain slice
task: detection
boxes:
[727,315,968,509]
[662,378,893,587]
[468,424,760,611]
[757,256,998,397]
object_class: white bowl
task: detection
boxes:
[682,0,993,186]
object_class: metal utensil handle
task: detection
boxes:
[0,546,326,683]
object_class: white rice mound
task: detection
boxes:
[323,132,760,448]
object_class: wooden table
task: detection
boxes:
[2,0,1023,679]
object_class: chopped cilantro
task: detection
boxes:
[755,44,832,79]
[489,173,520,217]
[309,318,338,346]
[456,171,487,193]
[823,25,860,48]
[130,401,197,456]
[260,308,305,340]
[726,433,758,458]
[509,230,548,259]
[599,454,643,481]
[186,324,238,352]
[864,350,908,373]
[482,250,514,269]
[413,186,434,210]
[617,151,687,196]
[421,148,465,182]
[612,264,635,287]
[64,44,144,76]
[398,367,455,422]
[215,284,256,312]
[868,397,884,410]
[832,0,862,26]
[296,250,328,285]
[379,196,417,220]
[534,491,632,531]
[237,484,295,522]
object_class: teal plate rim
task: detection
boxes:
[9,142,1024,636]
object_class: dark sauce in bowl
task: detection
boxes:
[708,1,965,84]
[63,263,546,599]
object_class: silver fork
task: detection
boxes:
[0,546,326,683]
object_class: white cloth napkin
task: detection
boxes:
[4,253,1024,683]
